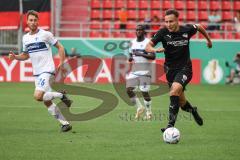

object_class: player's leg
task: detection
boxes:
[34,73,72,132]
[126,74,144,119]
[179,92,203,126]
[44,100,72,132]
[161,68,191,132]
[167,82,183,127]
[139,76,152,120]
[141,92,152,120]
[36,73,72,107]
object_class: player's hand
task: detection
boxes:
[133,52,143,56]
[9,51,16,60]
[128,57,133,62]
[57,63,68,78]
[207,41,212,48]
[155,48,165,53]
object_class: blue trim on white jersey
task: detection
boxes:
[26,42,48,53]
[34,72,55,77]
[132,72,151,77]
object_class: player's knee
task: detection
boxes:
[126,87,134,95]
[179,99,186,107]
[169,89,180,96]
[34,94,43,101]
[142,92,151,101]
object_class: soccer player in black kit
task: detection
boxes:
[145,9,213,132]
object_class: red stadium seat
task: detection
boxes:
[178,10,185,20]
[210,1,221,10]
[112,31,122,38]
[126,32,136,38]
[127,0,137,9]
[224,32,234,39]
[191,34,197,39]
[102,31,111,38]
[91,0,101,9]
[91,10,101,19]
[151,1,161,9]
[222,1,232,10]
[115,0,125,9]
[235,33,240,39]
[198,1,208,10]
[222,11,233,21]
[114,10,121,20]
[127,21,136,29]
[103,10,113,19]
[90,20,101,29]
[114,20,120,29]
[90,30,101,37]
[222,22,234,31]
[102,20,111,29]
[151,10,161,17]
[210,32,222,39]
[139,0,149,9]
[198,11,208,21]
[103,0,113,9]
[174,1,185,10]
[163,0,173,10]
[233,1,240,10]
[186,1,196,10]
[186,11,196,21]
[127,10,138,20]
[139,10,148,19]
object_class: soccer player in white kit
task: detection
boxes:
[126,25,164,120]
[9,10,72,132]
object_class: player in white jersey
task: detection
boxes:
[126,25,163,120]
[8,10,72,132]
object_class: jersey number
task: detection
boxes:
[38,78,46,87]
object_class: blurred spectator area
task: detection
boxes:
[1,0,240,41]
[57,0,240,39]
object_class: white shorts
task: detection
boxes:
[126,72,151,92]
[35,73,54,92]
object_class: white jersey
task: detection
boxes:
[22,29,57,76]
[129,38,151,76]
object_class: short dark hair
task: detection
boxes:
[136,24,145,30]
[27,10,39,19]
[165,9,179,18]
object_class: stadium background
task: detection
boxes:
[0,1,240,160]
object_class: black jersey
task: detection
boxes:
[151,24,198,69]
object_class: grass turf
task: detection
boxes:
[0,82,239,160]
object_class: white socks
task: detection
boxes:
[130,96,143,109]
[43,92,63,101]
[144,100,152,112]
[47,103,69,125]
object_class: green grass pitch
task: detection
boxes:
[0,82,240,160]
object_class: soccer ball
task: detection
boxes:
[163,127,180,144]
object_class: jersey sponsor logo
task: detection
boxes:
[167,40,188,47]
[166,35,171,39]
[182,74,188,83]
[182,33,188,38]
[26,42,48,53]
[132,49,147,55]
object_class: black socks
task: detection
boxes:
[168,96,180,127]
[181,101,194,112]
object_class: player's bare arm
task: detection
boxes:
[128,52,133,62]
[196,24,212,48]
[54,41,66,66]
[134,51,156,60]
[8,51,29,61]
[145,41,165,53]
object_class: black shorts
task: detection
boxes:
[165,66,193,90]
